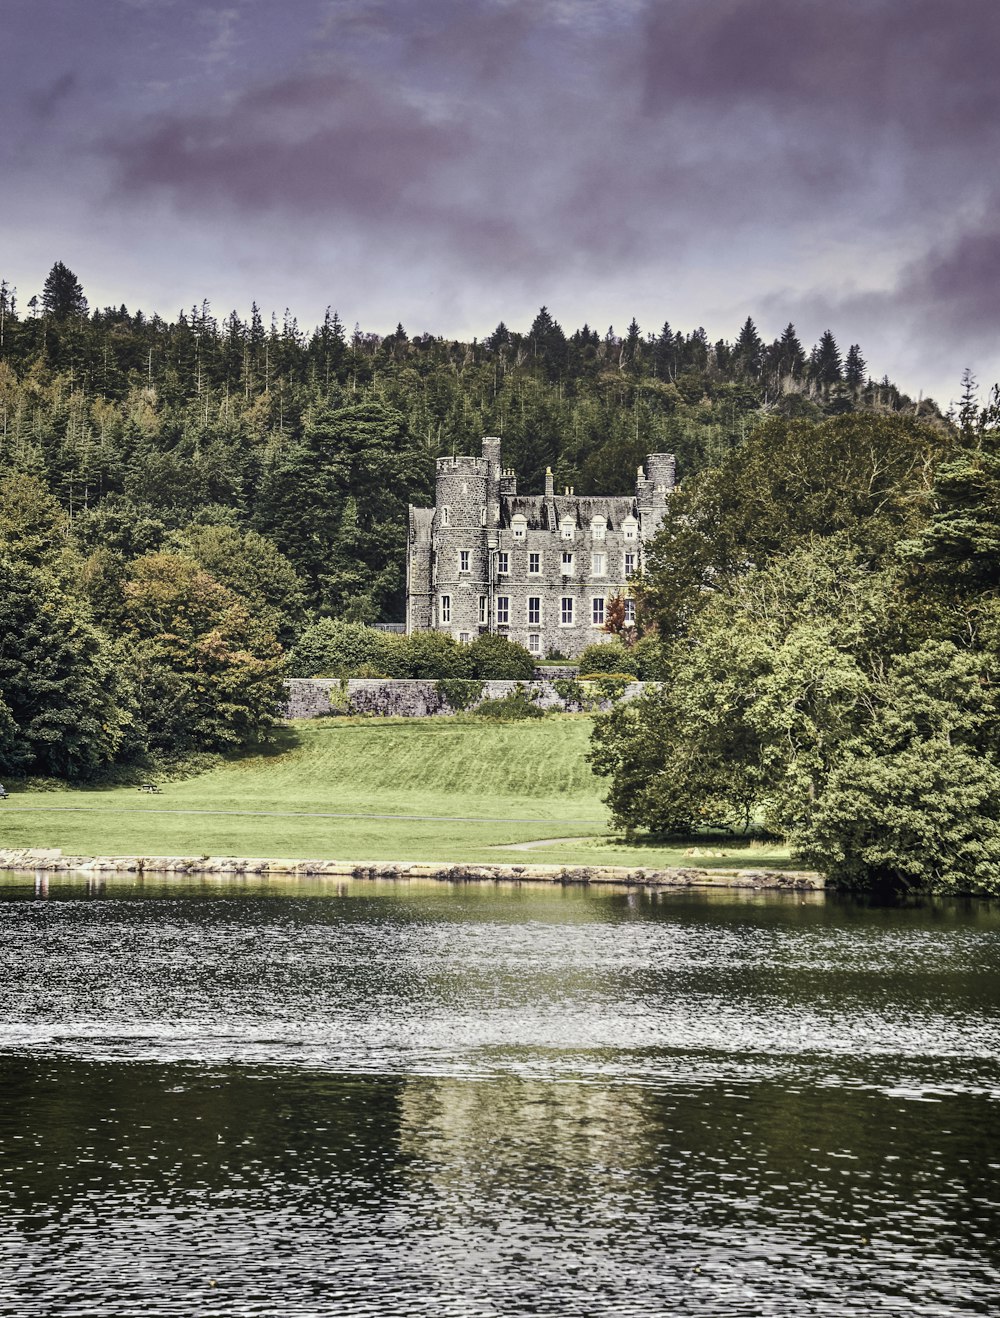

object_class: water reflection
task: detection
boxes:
[0,872,998,1315]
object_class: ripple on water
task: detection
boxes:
[0,877,998,1316]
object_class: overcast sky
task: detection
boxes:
[3,0,998,407]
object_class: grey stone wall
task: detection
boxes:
[283,677,647,719]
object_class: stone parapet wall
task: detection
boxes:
[283,677,647,719]
[0,848,824,890]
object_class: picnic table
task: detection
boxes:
[137,783,162,794]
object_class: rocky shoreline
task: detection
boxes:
[0,848,824,890]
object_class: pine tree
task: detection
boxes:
[810,330,843,387]
[844,344,867,394]
[41,262,88,320]
[734,316,763,378]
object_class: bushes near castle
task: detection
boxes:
[290,621,536,681]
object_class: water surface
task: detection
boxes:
[1,873,997,1316]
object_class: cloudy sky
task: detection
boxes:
[3,0,998,406]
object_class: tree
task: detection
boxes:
[41,261,88,320]
[733,316,764,379]
[120,552,285,751]
[844,344,867,393]
[0,472,68,568]
[0,556,124,777]
[810,330,843,387]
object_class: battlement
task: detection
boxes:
[436,455,487,474]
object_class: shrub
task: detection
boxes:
[474,685,545,721]
[552,677,591,710]
[290,619,395,678]
[435,678,485,711]
[466,633,536,679]
[394,630,473,678]
[576,640,640,676]
[632,635,668,680]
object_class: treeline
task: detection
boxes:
[591,381,1000,895]
[0,262,937,621]
[0,260,945,790]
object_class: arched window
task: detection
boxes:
[512,513,527,540]
[622,516,638,541]
[590,514,606,541]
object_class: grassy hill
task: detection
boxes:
[0,717,792,870]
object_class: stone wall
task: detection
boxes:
[283,677,647,720]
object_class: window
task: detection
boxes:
[528,634,541,654]
[592,597,605,626]
[459,631,470,643]
[529,552,541,575]
[561,551,575,574]
[441,506,451,527]
[440,595,451,624]
[624,551,636,577]
[478,596,487,625]
[624,598,636,625]
[623,516,638,541]
[560,515,576,541]
[459,549,470,573]
[591,552,606,577]
[512,514,527,540]
[561,597,574,625]
[496,596,510,625]
[497,551,509,575]
[590,515,606,541]
[527,597,541,625]
[480,507,487,526]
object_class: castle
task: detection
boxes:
[407,438,676,657]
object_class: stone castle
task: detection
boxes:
[407,438,676,657]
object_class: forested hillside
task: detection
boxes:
[0,262,945,785]
[1,263,937,622]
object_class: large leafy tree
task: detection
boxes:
[639,412,949,643]
[120,552,286,752]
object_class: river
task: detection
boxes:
[0,873,997,1316]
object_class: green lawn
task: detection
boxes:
[0,716,794,870]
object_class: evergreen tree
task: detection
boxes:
[733,316,764,378]
[844,344,867,393]
[810,330,843,387]
[41,261,88,320]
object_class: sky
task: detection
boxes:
[2,0,999,408]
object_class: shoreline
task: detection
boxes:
[0,848,824,890]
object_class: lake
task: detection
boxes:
[0,873,997,1316]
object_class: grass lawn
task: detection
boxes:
[0,716,794,870]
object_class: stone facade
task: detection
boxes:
[407,437,675,658]
[284,677,646,719]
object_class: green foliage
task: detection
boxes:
[465,633,535,679]
[631,635,668,680]
[640,413,950,643]
[0,556,124,777]
[120,551,286,752]
[435,678,485,711]
[799,744,1000,894]
[394,630,472,679]
[474,685,545,720]
[552,677,591,710]
[289,619,395,678]
[577,641,640,675]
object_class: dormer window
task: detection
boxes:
[560,514,576,541]
[623,516,638,541]
[512,513,527,540]
[590,515,606,541]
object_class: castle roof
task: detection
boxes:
[500,494,638,532]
